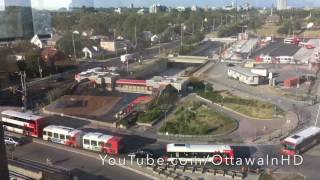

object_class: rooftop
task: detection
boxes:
[228,67,260,77]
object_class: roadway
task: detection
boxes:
[11,142,153,180]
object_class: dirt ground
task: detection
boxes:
[45,95,121,117]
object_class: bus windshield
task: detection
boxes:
[283,143,296,151]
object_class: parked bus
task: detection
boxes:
[42,125,84,147]
[281,126,320,155]
[82,132,123,155]
[1,110,45,138]
[166,144,234,163]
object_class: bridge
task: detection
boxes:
[168,55,210,64]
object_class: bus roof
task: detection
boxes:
[1,110,43,121]
[167,144,232,153]
[43,125,76,134]
[83,132,115,142]
[284,126,320,145]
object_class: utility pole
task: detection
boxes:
[315,104,320,126]
[19,71,27,111]
[37,57,43,78]
[180,24,184,51]
[134,25,137,48]
[72,33,76,60]
[158,37,161,57]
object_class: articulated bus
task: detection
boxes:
[281,126,320,155]
[166,144,234,163]
[1,110,45,138]
[42,125,84,147]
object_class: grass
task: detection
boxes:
[159,100,237,135]
[201,91,284,119]
[256,24,282,37]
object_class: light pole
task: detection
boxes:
[72,30,80,60]
[180,24,186,50]
[18,71,27,111]
[315,104,320,126]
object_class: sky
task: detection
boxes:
[1,0,320,10]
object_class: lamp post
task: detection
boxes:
[72,30,80,60]
[180,24,186,50]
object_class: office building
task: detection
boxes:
[0,0,34,39]
[149,4,167,14]
[277,0,287,10]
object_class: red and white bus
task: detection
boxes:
[166,144,234,163]
[82,132,124,155]
[1,110,45,138]
[42,125,84,147]
[281,126,320,155]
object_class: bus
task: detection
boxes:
[281,126,320,155]
[82,132,123,155]
[166,144,234,163]
[42,125,84,147]
[1,110,45,138]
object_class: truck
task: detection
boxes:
[120,54,134,63]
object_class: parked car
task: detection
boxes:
[4,136,24,146]
[128,149,155,159]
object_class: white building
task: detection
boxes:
[227,67,261,85]
[146,76,189,92]
[149,4,166,14]
[277,0,287,10]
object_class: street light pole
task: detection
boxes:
[315,104,320,126]
[19,71,27,111]
[72,30,79,60]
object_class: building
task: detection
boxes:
[191,5,198,11]
[277,0,287,10]
[149,4,167,14]
[75,67,119,91]
[46,34,62,48]
[69,0,94,9]
[146,76,189,92]
[115,79,153,94]
[114,8,122,14]
[0,0,34,40]
[176,6,186,12]
[227,67,262,85]
[82,46,100,59]
[100,39,130,53]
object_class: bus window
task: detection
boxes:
[98,141,104,147]
[54,133,59,138]
[43,131,47,136]
[66,135,71,140]
[48,132,52,137]
[60,134,65,140]
[91,140,97,146]
[284,144,295,150]
[83,139,90,145]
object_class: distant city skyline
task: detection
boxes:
[0,0,319,10]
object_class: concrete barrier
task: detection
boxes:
[159,170,171,178]
[234,172,245,179]
[215,169,225,176]
[175,165,185,172]
[205,168,216,175]
[194,167,204,174]
[184,166,194,173]
[167,164,176,171]
[225,171,234,178]
[153,168,164,175]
